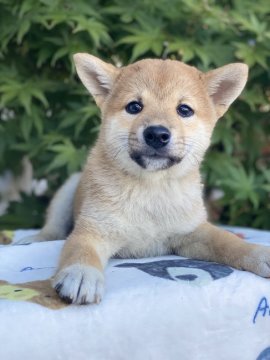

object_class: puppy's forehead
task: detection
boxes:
[114,59,204,100]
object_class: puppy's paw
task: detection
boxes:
[52,264,104,305]
[15,233,45,245]
[244,246,270,278]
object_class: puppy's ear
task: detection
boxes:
[204,63,248,118]
[73,53,120,107]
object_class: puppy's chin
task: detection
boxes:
[130,152,182,171]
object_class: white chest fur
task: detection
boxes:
[88,173,207,258]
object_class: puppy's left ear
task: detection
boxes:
[204,63,248,119]
[73,53,120,107]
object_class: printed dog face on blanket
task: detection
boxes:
[20,54,270,307]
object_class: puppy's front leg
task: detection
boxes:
[174,222,270,277]
[52,220,118,305]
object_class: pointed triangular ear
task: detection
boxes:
[204,63,248,119]
[73,53,120,107]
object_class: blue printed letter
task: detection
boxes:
[253,297,270,324]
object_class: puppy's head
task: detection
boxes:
[74,54,248,176]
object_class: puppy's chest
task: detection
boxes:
[125,189,190,228]
[88,178,206,256]
[115,183,205,250]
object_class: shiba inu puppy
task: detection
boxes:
[19,54,270,304]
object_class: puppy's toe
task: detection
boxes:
[15,234,42,245]
[52,264,104,305]
[245,246,270,278]
[256,259,270,278]
[15,232,58,245]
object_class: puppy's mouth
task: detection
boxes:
[130,151,182,170]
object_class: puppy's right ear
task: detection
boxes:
[73,53,120,107]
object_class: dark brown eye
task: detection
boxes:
[125,101,143,114]
[177,104,194,118]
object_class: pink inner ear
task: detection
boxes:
[211,78,238,107]
[73,53,120,107]
[205,63,248,118]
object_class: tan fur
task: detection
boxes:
[20,54,270,304]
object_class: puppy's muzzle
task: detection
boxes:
[143,125,171,149]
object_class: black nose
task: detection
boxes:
[143,126,171,149]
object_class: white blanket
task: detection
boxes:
[0,227,270,360]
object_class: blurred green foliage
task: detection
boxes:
[0,0,269,229]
